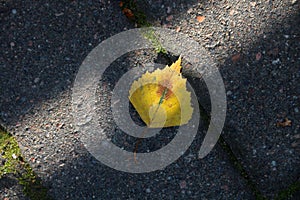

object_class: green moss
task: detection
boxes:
[0,127,52,200]
[141,27,167,54]
[120,0,166,54]
[0,131,21,176]
[19,164,52,200]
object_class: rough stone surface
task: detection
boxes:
[0,174,29,200]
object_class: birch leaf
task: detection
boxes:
[128,56,193,128]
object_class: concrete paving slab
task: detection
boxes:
[1,0,256,199]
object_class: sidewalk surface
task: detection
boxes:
[0,0,299,199]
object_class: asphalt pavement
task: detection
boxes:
[0,0,299,199]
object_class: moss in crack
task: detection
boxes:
[119,0,167,54]
[218,136,267,200]
[19,164,52,200]
[141,28,167,54]
[0,130,20,175]
[0,126,52,200]
[0,130,23,177]
[194,105,266,199]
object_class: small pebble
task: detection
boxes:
[291,142,298,147]
[271,160,276,167]
[291,0,297,5]
[167,6,172,14]
[294,108,299,113]
[54,12,64,17]
[28,40,33,46]
[12,9,17,14]
[34,77,40,83]
[294,134,300,139]
[146,188,151,193]
[229,9,235,16]
[272,58,280,65]
[226,91,232,96]
[180,180,187,189]
[256,52,262,61]
[166,15,173,21]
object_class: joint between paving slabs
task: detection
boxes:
[118,2,300,199]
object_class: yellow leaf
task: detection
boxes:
[128,56,193,128]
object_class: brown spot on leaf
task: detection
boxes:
[157,80,173,100]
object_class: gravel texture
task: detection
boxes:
[1,0,299,199]
[0,174,28,200]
